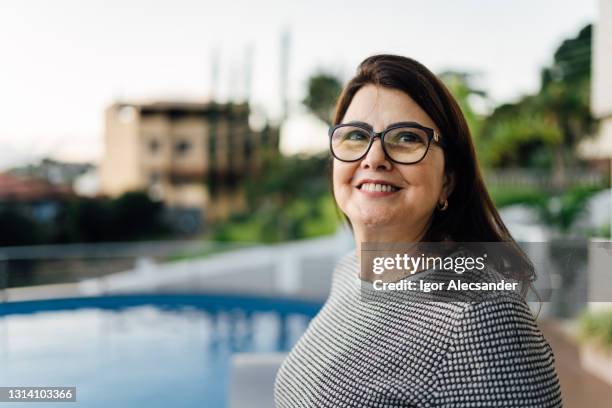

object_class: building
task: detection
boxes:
[9,158,95,186]
[580,0,612,168]
[0,172,73,223]
[100,101,279,230]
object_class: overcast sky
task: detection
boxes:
[0,0,596,168]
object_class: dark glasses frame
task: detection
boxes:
[328,121,445,165]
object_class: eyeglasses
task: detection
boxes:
[329,121,445,164]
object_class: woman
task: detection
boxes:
[274,55,562,407]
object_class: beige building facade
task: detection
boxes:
[580,0,612,163]
[100,101,279,227]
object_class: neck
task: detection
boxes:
[352,220,430,264]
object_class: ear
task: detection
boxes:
[440,171,455,201]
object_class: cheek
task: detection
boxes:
[400,159,445,203]
[332,160,355,192]
[332,161,356,205]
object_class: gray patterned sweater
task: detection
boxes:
[273,250,562,407]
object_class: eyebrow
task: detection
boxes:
[342,120,427,130]
[343,120,373,129]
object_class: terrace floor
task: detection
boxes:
[539,319,612,407]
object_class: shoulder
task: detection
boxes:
[446,291,557,383]
[432,292,562,405]
[332,250,358,281]
[456,291,542,338]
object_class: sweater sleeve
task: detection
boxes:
[433,294,563,407]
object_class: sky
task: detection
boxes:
[0,0,596,169]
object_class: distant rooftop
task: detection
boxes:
[110,100,250,118]
[0,173,73,201]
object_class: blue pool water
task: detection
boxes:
[0,294,322,408]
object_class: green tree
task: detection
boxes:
[439,71,487,145]
[302,73,343,125]
[0,209,45,246]
[480,97,563,168]
[537,24,595,187]
[479,23,594,185]
[213,153,339,243]
[56,191,169,243]
[110,191,167,240]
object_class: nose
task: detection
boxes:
[360,137,392,171]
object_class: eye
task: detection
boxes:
[395,131,424,144]
[344,130,369,141]
[400,133,418,142]
[331,125,371,145]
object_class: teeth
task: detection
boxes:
[360,183,398,193]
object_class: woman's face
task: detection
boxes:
[332,84,451,237]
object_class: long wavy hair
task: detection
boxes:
[329,54,538,301]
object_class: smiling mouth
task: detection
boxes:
[357,182,400,193]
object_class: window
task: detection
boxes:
[175,140,191,155]
[149,139,160,154]
[149,172,160,183]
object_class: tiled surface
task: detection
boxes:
[539,319,612,407]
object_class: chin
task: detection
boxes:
[351,208,396,228]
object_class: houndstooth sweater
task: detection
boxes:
[273,250,563,407]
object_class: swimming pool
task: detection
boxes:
[0,294,322,407]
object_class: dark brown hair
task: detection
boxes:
[330,54,537,300]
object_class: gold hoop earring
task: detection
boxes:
[437,199,448,211]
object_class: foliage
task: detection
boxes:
[302,73,343,125]
[542,24,592,85]
[488,183,605,234]
[210,71,345,244]
[588,223,611,239]
[439,71,486,144]
[536,184,605,233]
[479,24,595,180]
[487,185,548,209]
[111,192,168,240]
[579,308,612,352]
[0,191,170,247]
[213,195,338,243]
[480,108,562,167]
[212,153,341,243]
[0,209,46,246]
[62,197,114,242]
